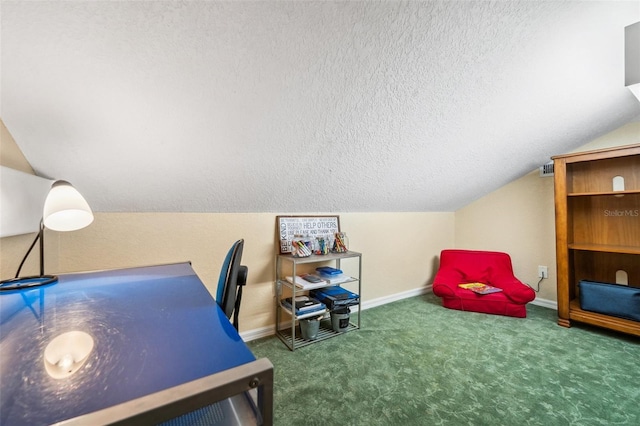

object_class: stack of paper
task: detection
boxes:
[285,276,329,290]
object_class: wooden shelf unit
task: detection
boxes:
[553,143,640,336]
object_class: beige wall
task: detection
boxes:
[1,206,454,334]
[0,118,46,278]
[0,118,34,174]
[455,170,557,300]
[455,121,640,303]
[52,212,454,333]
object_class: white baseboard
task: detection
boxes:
[359,285,432,311]
[240,325,275,342]
[240,285,433,342]
[531,297,557,310]
[240,285,558,342]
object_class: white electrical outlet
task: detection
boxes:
[538,265,548,279]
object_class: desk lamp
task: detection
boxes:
[0,180,93,291]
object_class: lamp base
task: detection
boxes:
[0,275,58,291]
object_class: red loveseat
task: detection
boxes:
[432,249,536,318]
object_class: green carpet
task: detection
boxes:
[247,293,640,425]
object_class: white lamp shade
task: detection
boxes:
[43,180,94,232]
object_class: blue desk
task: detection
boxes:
[0,262,273,425]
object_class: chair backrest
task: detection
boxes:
[216,239,248,329]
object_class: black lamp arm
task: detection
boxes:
[14,221,45,278]
[0,221,57,291]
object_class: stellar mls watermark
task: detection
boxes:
[603,209,639,217]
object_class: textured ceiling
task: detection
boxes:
[2,1,640,213]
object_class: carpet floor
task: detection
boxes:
[247,292,640,426]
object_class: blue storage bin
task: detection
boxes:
[579,280,640,322]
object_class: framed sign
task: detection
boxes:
[277,215,340,254]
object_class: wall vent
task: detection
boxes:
[539,161,554,177]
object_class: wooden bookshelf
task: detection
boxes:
[553,143,640,336]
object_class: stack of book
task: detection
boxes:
[315,266,352,285]
[281,296,326,317]
[310,286,359,310]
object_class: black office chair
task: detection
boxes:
[216,239,248,331]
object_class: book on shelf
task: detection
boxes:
[310,286,359,309]
[281,296,326,316]
[299,273,324,283]
[315,266,343,276]
[458,282,503,295]
[318,274,352,285]
[285,275,329,290]
[315,267,353,284]
[283,296,324,311]
[294,309,327,320]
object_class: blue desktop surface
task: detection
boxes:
[0,262,256,426]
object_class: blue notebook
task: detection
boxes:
[315,267,343,276]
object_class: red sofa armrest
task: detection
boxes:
[432,268,461,298]
[489,274,535,304]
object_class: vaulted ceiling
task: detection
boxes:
[2,1,639,213]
